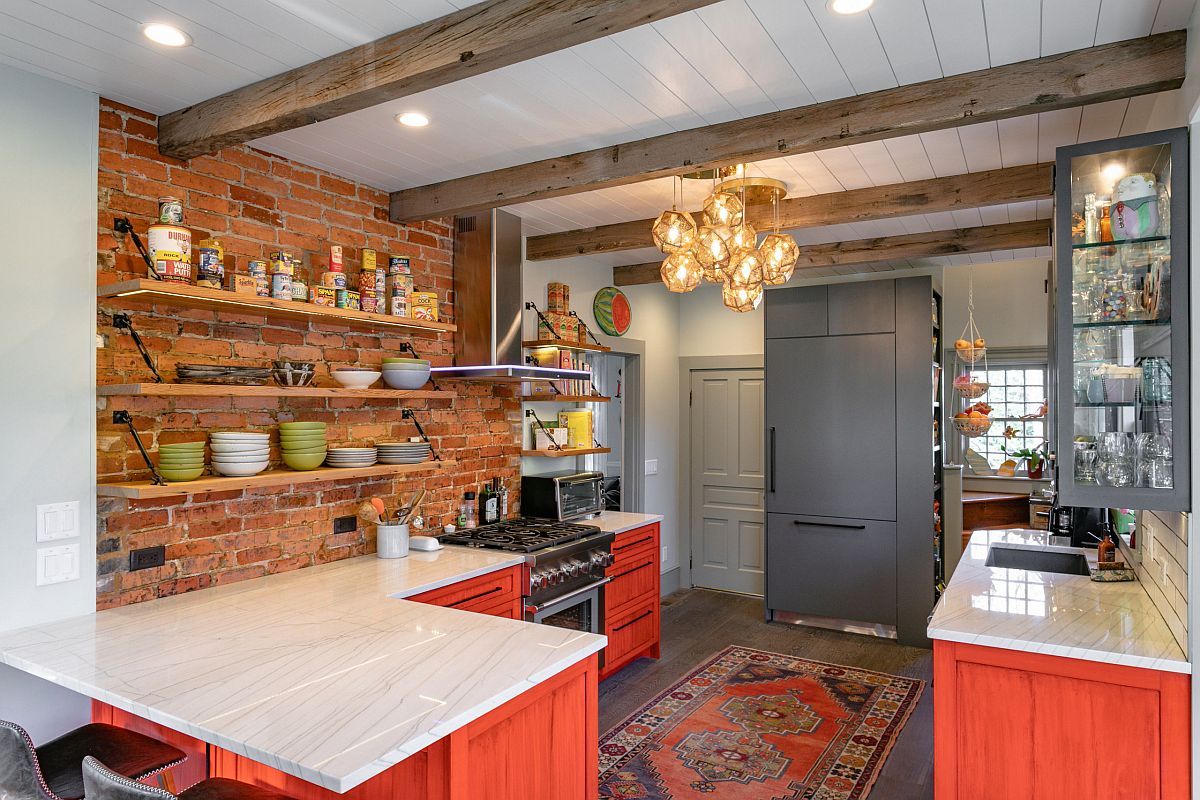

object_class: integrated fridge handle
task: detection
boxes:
[769,427,776,493]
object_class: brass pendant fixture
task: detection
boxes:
[702,190,744,227]
[660,250,702,293]
[651,176,697,254]
[722,280,763,313]
[759,232,800,285]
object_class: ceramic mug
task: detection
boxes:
[377,524,410,559]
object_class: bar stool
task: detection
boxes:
[82,757,296,800]
[0,720,186,800]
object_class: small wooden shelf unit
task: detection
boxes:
[521,447,611,458]
[99,279,457,334]
[520,395,610,403]
[521,339,610,353]
[97,460,456,499]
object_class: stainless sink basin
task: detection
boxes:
[985,546,1091,576]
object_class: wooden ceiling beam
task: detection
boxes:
[390,31,1184,222]
[612,220,1052,286]
[157,0,723,160]
[527,163,1053,260]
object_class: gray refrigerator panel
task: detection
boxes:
[766,514,898,625]
[765,285,829,339]
[766,334,897,521]
[828,281,896,335]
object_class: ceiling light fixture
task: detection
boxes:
[396,112,430,127]
[828,0,874,14]
[1101,162,1126,184]
[142,23,191,47]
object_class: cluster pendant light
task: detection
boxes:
[654,166,799,312]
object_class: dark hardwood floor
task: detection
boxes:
[599,588,934,799]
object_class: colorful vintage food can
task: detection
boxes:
[271,272,293,300]
[311,286,336,307]
[375,267,385,298]
[359,296,379,314]
[157,196,183,225]
[246,259,268,277]
[387,256,410,275]
[361,248,376,273]
[411,291,439,321]
[269,251,294,265]
[196,238,224,289]
[335,289,360,309]
[230,275,258,295]
[389,295,409,317]
[357,270,378,295]
[291,279,308,301]
[269,258,294,276]
[321,270,346,289]
[147,224,192,282]
[329,245,344,273]
[388,273,413,296]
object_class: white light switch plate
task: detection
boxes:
[37,544,80,585]
[37,501,80,542]
[644,459,659,475]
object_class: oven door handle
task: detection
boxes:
[526,577,611,614]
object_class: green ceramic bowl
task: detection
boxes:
[280,436,327,446]
[283,452,327,471]
[279,422,327,431]
[381,357,427,365]
[280,445,327,455]
[158,456,206,465]
[159,442,206,451]
[159,466,205,482]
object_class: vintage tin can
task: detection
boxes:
[361,248,376,273]
[387,256,410,275]
[254,276,270,297]
[359,296,379,314]
[271,272,293,300]
[269,251,294,265]
[357,270,378,295]
[246,260,268,277]
[335,289,360,310]
[147,224,192,282]
[157,196,183,225]
[321,270,346,289]
[269,259,294,276]
[389,295,410,317]
[230,275,258,295]
[311,286,336,307]
[329,245,344,273]
[196,238,224,288]
[291,279,308,301]
[375,267,385,298]
[411,292,439,321]
[388,273,413,297]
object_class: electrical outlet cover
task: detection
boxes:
[130,545,166,571]
[333,516,358,534]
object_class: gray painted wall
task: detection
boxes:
[0,63,99,737]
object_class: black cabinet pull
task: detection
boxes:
[792,520,867,530]
[769,427,776,493]
[615,535,655,552]
[450,586,503,607]
[613,609,653,631]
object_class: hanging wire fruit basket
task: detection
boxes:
[952,267,992,438]
[952,415,992,437]
[953,375,990,399]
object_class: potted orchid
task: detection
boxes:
[1001,428,1047,479]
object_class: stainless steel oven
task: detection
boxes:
[526,577,610,634]
[520,471,604,521]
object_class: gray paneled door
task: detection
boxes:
[689,369,765,595]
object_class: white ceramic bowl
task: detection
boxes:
[211,453,271,464]
[210,432,270,441]
[211,460,269,476]
[210,442,270,454]
[331,370,381,389]
[382,368,431,390]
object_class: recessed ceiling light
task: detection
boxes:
[396,112,430,128]
[142,23,191,47]
[828,0,874,14]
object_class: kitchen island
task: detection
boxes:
[929,529,1190,799]
[0,547,605,800]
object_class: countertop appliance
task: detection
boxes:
[439,518,614,634]
[520,471,605,521]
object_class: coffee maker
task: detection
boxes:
[1048,503,1107,548]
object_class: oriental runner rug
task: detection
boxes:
[598,646,924,799]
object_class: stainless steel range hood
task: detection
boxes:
[430,209,592,383]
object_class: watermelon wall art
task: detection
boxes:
[593,287,631,337]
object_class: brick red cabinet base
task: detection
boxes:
[94,654,598,800]
[933,640,1190,800]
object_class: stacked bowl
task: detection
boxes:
[157,441,206,482]
[325,447,378,468]
[331,367,381,389]
[377,441,431,464]
[210,432,270,477]
[280,422,327,471]
[381,358,431,390]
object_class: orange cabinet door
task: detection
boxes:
[409,566,522,619]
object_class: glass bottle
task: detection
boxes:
[462,491,477,529]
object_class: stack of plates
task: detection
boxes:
[209,432,270,477]
[177,364,271,385]
[326,447,378,468]
[376,441,431,464]
[156,440,206,482]
[280,422,327,471]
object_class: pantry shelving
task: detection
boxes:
[520,394,611,403]
[97,459,457,499]
[521,338,610,353]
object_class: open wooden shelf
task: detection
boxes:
[521,395,611,403]
[522,339,610,353]
[99,279,456,334]
[97,459,455,499]
[521,447,611,458]
[98,383,451,400]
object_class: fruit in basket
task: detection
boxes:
[974,338,986,348]
[954,339,971,350]
[955,411,969,419]
[967,401,993,415]
[969,410,986,419]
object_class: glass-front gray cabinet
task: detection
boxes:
[1054,128,1189,511]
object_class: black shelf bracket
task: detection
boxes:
[397,341,440,391]
[112,217,163,281]
[401,408,442,461]
[524,301,563,341]
[524,408,563,450]
[111,313,164,383]
[112,410,166,485]
[568,310,603,346]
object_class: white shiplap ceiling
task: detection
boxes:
[0,0,1193,274]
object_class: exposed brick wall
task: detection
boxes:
[96,99,521,609]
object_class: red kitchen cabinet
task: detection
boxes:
[934,640,1190,800]
[601,523,661,679]
[408,565,523,619]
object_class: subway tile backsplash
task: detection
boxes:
[1125,510,1188,653]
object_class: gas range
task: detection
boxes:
[439,517,615,631]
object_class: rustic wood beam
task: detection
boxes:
[391,31,1184,221]
[612,220,1052,286]
[527,163,1053,260]
[158,0,723,160]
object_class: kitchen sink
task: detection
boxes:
[984,546,1091,576]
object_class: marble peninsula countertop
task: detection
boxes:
[0,547,605,793]
[928,529,1189,674]
[587,511,664,535]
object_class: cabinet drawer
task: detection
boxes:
[604,597,657,669]
[610,524,659,564]
[766,514,897,625]
[606,555,657,614]
[409,566,521,613]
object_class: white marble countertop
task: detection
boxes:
[928,529,1189,674]
[586,511,664,535]
[0,549,605,793]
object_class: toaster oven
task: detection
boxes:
[521,471,605,521]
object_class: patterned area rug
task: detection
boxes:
[599,646,924,799]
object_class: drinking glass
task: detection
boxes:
[1074,442,1098,484]
[1133,433,1155,487]
[1098,432,1133,487]
[1148,435,1174,489]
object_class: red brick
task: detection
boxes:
[320,174,356,196]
